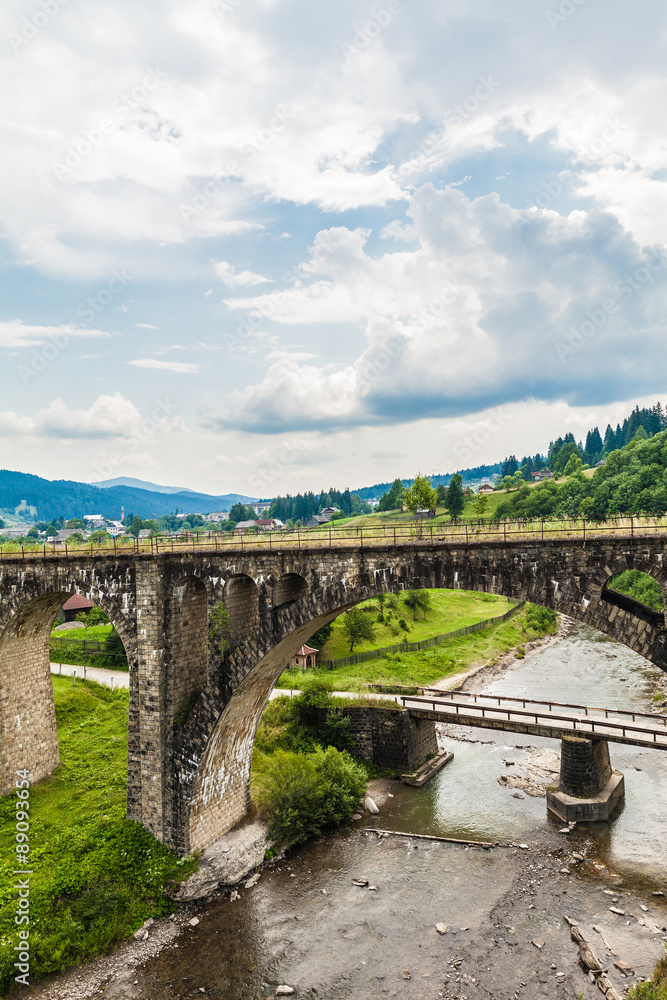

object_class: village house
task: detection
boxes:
[250,502,272,516]
[235,520,259,533]
[306,514,330,528]
[320,506,340,519]
[531,468,554,482]
[288,644,319,669]
[477,483,495,494]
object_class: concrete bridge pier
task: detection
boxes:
[546,735,625,823]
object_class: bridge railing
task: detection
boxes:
[1,514,666,561]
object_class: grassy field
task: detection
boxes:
[0,678,194,992]
[279,603,558,692]
[319,588,511,660]
[51,623,113,641]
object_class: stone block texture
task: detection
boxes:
[0,534,665,852]
[318,706,438,771]
[559,735,612,797]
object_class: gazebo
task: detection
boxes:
[62,594,94,622]
[288,644,319,670]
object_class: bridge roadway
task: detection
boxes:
[399,689,667,750]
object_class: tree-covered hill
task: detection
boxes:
[494,428,667,521]
[0,469,253,522]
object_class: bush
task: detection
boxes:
[256,747,366,846]
[523,603,558,635]
[629,946,667,998]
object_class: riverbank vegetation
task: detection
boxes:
[609,569,664,611]
[0,678,194,994]
[278,603,558,693]
[252,679,372,846]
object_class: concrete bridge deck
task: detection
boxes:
[401,691,667,750]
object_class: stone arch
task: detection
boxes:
[186,610,339,852]
[272,572,308,609]
[166,576,209,729]
[0,587,133,796]
[224,574,259,645]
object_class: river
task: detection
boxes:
[49,624,667,1000]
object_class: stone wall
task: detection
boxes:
[318,705,438,772]
[559,735,613,797]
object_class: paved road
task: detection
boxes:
[50,662,129,688]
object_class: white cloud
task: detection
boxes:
[0,393,143,439]
[214,187,667,432]
[0,321,110,349]
[215,260,272,287]
[136,322,159,329]
[127,358,200,373]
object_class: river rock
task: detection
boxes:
[167,820,269,901]
[364,796,380,814]
[351,813,362,820]
[189,917,200,927]
[613,960,634,976]
[531,939,544,949]
[275,987,295,996]
[608,906,625,915]
[244,873,261,889]
[435,923,451,935]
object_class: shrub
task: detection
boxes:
[523,603,558,635]
[257,747,366,846]
[515,645,526,659]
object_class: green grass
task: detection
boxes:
[320,588,511,659]
[0,678,195,993]
[278,604,557,692]
[50,624,114,641]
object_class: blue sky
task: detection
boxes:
[1,0,666,496]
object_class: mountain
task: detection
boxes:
[0,469,256,522]
[94,477,195,494]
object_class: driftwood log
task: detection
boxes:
[566,919,625,1000]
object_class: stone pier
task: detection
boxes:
[546,735,625,823]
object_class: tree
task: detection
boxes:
[128,515,143,537]
[436,483,448,504]
[445,474,465,519]
[403,590,432,620]
[66,518,85,529]
[340,607,376,652]
[564,453,583,477]
[403,473,437,516]
[229,502,257,522]
[473,493,489,517]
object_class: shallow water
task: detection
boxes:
[369,624,667,883]
[119,625,667,999]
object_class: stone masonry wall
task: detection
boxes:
[559,736,613,797]
[318,706,439,772]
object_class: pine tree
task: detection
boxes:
[445,474,465,519]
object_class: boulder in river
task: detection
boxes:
[364,796,380,814]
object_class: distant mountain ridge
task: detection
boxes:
[94,477,196,494]
[0,469,256,523]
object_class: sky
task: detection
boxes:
[1,0,666,498]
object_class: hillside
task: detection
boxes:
[0,469,255,523]
[493,428,667,520]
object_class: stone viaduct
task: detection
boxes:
[0,533,665,854]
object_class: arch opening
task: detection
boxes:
[0,589,132,796]
[225,574,259,645]
[602,570,665,628]
[167,576,208,729]
[273,572,308,610]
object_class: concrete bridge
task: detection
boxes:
[0,527,665,853]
